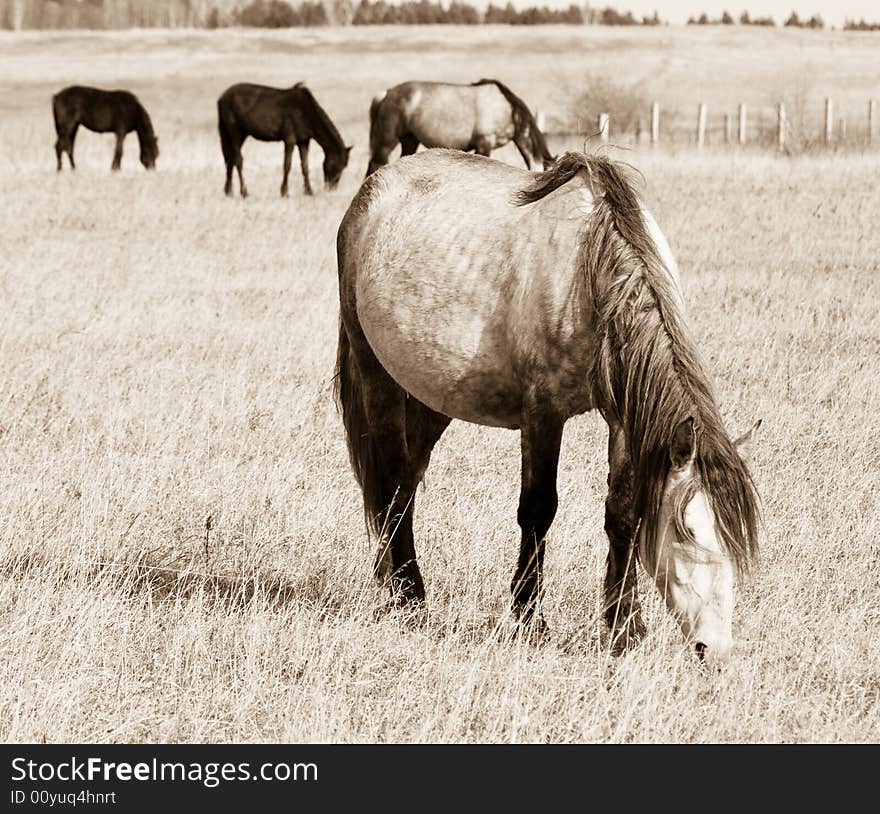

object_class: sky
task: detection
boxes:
[535,2,880,26]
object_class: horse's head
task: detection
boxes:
[140,134,159,170]
[323,145,352,190]
[639,417,760,665]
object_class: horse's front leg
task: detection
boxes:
[603,423,646,653]
[297,140,312,195]
[111,131,125,171]
[280,140,293,197]
[511,397,564,635]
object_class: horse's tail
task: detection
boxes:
[366,91,389,175]
[473,78,555,167]
[334,311,383,539]
[217,99,236,165]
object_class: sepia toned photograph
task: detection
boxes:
[1,0,877,749]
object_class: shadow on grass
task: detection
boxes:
[0,549,353,616]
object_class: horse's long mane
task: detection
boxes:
[517,152,759,574]
[295,83,346,154]
[132,95,159,157]
[473,78,553,164]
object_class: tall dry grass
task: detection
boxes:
[0,27,878,743]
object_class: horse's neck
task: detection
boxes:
[305,101,343,156]
[134,110,153,143]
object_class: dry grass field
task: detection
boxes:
[0,26,878,743]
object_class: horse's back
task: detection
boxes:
[52,85,141,131]
[339,150,596,426]
[218,83,307,139]
[380,82,508,150]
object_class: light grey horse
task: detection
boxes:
[336,149,760,663]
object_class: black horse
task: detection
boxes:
[52,86,159,172]
[217,82,352,198]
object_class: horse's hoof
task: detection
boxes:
[512,600,549,643]
[519,615,549,644]
[608,616,647,656]
[373,597,426,627]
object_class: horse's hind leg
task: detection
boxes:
[511,397,564,634]
[56,124,77,171]
[235,145,248,198]
[603,423,646,652]
[406,397,450,490]
[513,135,534,170]
[224,158,234,196]
[349,335,425,604]
[111,131,125,171]
[67,125,78,169]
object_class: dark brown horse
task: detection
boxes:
[366,79,554,176]
[52,86,159,172]
[217,82,352,198]
[336,149,760,663]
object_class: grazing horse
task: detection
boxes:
[365,79,554,176]
[335,149,761,662]
[217,82,352,198]
[52,86,159,172]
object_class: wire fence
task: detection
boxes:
[542,97,880,152]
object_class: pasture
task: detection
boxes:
[0,25,878,743]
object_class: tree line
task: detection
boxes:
[2,1,879,30]
[686,10,873,28]
[0,1,663,29]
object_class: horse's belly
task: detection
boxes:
[407,101,474,150]
[85,111,115,132]
[356,285,522,428]
[410,120,472,150]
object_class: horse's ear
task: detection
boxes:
[346,145,353,155]
[670,417,696,470]
[733,419,762,463]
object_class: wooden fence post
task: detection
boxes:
[696,103,707,147]
[777,102,786,151]
[598,113,609,143]
[869,100,876,145]
[651,102,659,144]
[824,97,833,145]
[839,117,847,143]
[724,113,733,144]
[738,103,747,145]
